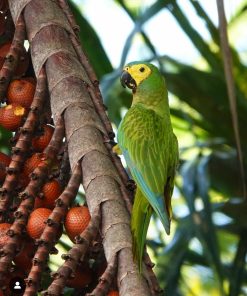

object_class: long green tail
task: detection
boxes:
[131,187,152,271]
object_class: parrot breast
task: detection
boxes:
[118,103,172,195]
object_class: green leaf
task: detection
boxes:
[220,199,247,228]
[116,0,162,68]
[189,0,220,46]
[209,152,243,197]
[119,0,170,67]
[196,155,225,290]
[168,1,221,70]
[180,156,198,213]
[162,59,247,152]
[0,126,11,152]
[156,219,192,293]
[228,2,247,25]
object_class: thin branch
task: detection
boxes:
[216,0,246,199]
[57,0,80,35]
[86,255,117,296]
[143,252,162,295]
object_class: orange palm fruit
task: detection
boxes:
[7,78,36,108]
[0,223,11,247]
[32,125,54,152]
[66,263,92,288]
[0,104,26,131]
[34,179,62,209]
[65,206,91,243]
[14,238,36,272]
[0,152,11,182]
[107,291,119,296]
[22,153,46,177]
[26,208,52,239]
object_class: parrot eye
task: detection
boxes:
[139,67,145,72]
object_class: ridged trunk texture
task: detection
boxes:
[8,0,152,295]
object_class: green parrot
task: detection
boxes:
[117,61,179,270]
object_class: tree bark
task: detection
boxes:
[8,0,151,295]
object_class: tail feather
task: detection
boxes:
[131,188,152,272]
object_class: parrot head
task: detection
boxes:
[120,61,168,113]
[120,61,163,94]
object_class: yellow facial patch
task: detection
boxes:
[124,64,151,86]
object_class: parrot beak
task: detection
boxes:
[120,70,137,92]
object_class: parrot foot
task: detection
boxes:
[112,144,122,155]
[126,179,136,191]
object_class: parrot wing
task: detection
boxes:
[122,147,171,234]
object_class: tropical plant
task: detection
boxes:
[0,0,246,295]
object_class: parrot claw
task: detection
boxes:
[126,179,136,191]
[112,144,122,155]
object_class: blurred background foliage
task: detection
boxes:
[1,0,247,295]
[69,1,247,295]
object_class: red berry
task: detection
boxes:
[7,78,36,108]
[22,153,46,177]
[32,125,54,152]
[0,152,11,182]
[14,238,36,272]
[0,104,26,131]
[0,223,11,247]
[34,179,62,209]
[26,208,52,239]
[65,206,91,243]
[66,263,92,288]
[107,291,119,296]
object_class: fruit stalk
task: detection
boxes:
[87,255,117,296]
